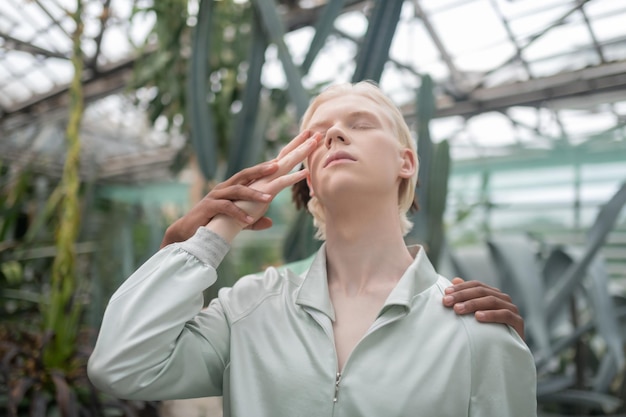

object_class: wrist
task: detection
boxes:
[160,225,179,248]
[205,214,246,244]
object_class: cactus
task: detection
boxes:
[407,75,451,268]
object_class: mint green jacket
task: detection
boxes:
[88,227,537,417]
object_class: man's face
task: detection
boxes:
[304,93,414,205]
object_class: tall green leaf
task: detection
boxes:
[225,9,268,178]
[188,0,218,180]
[301,0,347,75]
[409,75,435,245]
[487,235,552,364]
[426,139,450,266]
[545,182,626,317]
[351,0,404,83]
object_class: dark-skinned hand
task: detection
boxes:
[442,278,524,339]
[160,161,280,248]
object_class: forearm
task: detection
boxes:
[88,228,231,400]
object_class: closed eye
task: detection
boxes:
[349,113,378,130]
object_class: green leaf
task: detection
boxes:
[545,182,626,317]
[351,0,404,83]
[225,9,268,178]
[188,0,219,179]
[301,0,347,75]
[1,260,23,285]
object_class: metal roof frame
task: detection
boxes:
[1,0,625,163]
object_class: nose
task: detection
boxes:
[324,126,348,149]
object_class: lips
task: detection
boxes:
[323,151,357,168]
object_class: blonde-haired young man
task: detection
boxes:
[89,82,536,416]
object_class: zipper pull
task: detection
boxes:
[333,372,342,403]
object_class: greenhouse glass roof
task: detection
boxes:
[1,0,626,165]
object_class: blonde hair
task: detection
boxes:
[300,81,418,240]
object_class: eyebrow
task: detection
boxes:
[347,110,380,122]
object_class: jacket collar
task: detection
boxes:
[295,244,440,320]
[295,244,336,320]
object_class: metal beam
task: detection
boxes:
[1,2,371,124]
[0,57,136,128]
[88,0,113,71]
[424,60,626,119]
[33,0,73,40]
[483,0,592,81]
[578,1,605,64]
[0,31,67,59]
[488,0,532,78]
[413,0,465,89]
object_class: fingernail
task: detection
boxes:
[261,193,272,201]
[443,295,454,304]
[455,303,466,313]
[445,286,455,294]
[475,311,485,320]
[245,216,255,224]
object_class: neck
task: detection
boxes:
[322,198,414,295]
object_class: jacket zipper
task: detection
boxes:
[333,371,342,403]
[330,310,408,407]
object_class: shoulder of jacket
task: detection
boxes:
[217,266,303,322]
[457,302,532,369]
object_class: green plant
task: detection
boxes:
[131,0,257,179]
[42,0,84,371]
[407,74,451,267]
[0,4,159,416]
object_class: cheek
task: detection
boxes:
[307,149,324,174]
[306,153,325,193]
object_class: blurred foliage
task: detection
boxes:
[0,129,161,417]
[0,4,159,416]
[0,3,89,414]
[130,0,257,161]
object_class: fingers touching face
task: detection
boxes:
[259,133,322,196]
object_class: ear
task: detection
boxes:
[306,171,315,197]
[398,148,417,180]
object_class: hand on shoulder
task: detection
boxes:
[442,278,524,340]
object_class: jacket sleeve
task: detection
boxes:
[87,227,232,400]
[468,322,538,416]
